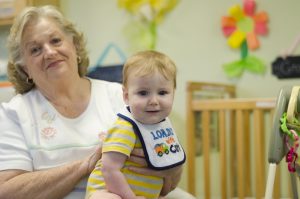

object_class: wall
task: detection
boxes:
[59,0,300,194]
[1,0,300,196]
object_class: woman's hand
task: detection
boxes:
[80,145,102,175]
[160,165,182,196]
[129,148,183,196]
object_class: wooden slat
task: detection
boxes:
[203,111,211,199]
[192,98,276,111]
[243,111,251,196]
[230,111,236,198]
[236,110,245,199]
[219,110,227,199]
[254,110,266,199]
[186,84,196,196]
[187,81,236,98]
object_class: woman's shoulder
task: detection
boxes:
[0,91,34,122]
[1,89,39,114]
[2,93,26,110]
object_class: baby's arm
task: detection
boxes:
[102,151,145,199]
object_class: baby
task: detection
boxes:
[86,50,186,199]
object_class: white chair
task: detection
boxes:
[265,86,300,199]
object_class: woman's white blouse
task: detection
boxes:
[0,79,124,198]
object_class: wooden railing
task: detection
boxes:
[186,95,280,199]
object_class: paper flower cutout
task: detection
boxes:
[118,0,179,51]
[221,0,269,78]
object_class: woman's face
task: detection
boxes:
[20,17,78,87]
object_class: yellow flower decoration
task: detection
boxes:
[221,1,268,50]
[117,0,179,51]
[221,0,269,78]
[118,0,145,14]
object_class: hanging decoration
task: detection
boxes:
[117,0,179,51]
[279,85,300,173]
[221,0,269,78]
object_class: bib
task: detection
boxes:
[117,107,186,170]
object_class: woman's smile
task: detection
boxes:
[46,59,64,69]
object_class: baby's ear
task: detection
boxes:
[122,86,129,105]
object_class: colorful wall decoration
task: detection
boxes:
[117,0,179,51]
[221,0,269,78]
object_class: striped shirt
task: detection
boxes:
[86,117,163,199]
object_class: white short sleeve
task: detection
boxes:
[0,102,33,171]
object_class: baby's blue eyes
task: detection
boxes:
[159,91,168,95]
[138,91,148,96]
[137,91,169,96]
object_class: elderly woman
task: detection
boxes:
[0,5,194,199]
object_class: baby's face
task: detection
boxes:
[123,72,175,124]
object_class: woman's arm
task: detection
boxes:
[129,148,183,196]
[160,166,182,196]
[0,146,102,199]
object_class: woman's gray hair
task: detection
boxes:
[7,5,89,94]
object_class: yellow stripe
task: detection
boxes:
[134,189,159,199]
[92,169,103,176]
[127,178,162,190]
[123,169,162,181]
[105,136,134,145]
[88,177,105,185]
[135,141,142,147]
[115,119,133,127]
[107,128,135,139]
[87,186,96,195]
[124,161,143,167]
[102,146,130,155]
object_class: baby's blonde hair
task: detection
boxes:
[123,50,177,88]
